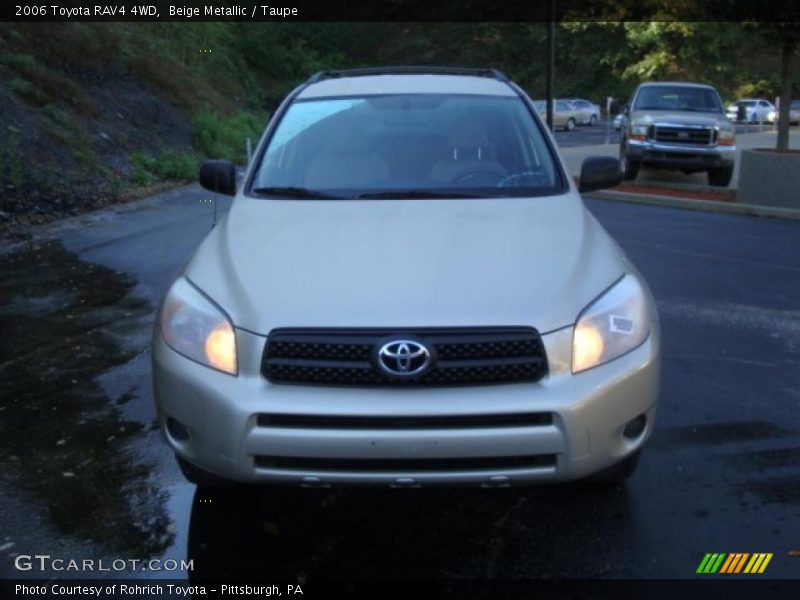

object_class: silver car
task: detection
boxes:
[726,98,774,123]
[532,99,582,131]
[568,98,602,126]
[153,67,660,488]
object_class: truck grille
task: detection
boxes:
[653,125,714,145]
[262,327,547,387]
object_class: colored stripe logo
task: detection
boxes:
[696,553,773,574]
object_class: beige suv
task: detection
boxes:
[153,67,660,488]
[620,81,736,187]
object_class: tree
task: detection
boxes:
[750,24,800,150]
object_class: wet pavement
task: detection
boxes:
[1,185,799,584]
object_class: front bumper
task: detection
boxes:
[153,321,660,487]
[627,139,735,171]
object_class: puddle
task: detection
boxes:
[0,239,172,557]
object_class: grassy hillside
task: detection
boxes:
[0,23,308,225]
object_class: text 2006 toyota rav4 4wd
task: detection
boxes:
[153,67,660,488]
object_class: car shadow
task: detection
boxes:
[186,481,644,582]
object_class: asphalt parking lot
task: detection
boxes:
[1,185,799,584]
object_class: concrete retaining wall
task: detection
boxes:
[737,149,800,208]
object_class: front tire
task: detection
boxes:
[589,114,598,126]
[565,118,576,132]
[707,165,733,187]
[619,142,640,181]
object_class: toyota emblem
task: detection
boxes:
[377,340,431,377]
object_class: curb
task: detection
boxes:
[585,190,800,221]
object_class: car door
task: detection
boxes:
[757,100,770,121]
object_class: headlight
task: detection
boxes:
[717,128,735,145]
[572,275,651,373]
[159,277,237,375]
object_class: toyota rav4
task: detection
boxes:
[153,67,660,488]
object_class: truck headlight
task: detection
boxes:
[629,122,649,141]
[572,275,651,373]
[717,128,735,146]
[159,277,237,375]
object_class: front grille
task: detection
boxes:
[254,454,557,472]
[262,327,547,387]
[653,125,713,145]
[256,412,553,429]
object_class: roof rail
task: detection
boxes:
[306,66,509,84]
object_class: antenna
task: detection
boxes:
[212,166,218,229]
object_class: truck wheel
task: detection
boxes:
[619,144,639,180]
[707,166,733,187]
[177,455,235,487]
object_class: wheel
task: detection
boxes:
[586,450,642,485]
[707,165,733,187]
[589,114,598,126]
[565,118,576,132]
[619,142,639,181]
[750,112,757,124]
[177,455,235,487]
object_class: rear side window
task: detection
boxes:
[250,94,564,199]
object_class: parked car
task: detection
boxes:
[568,98,602,126]
[153,67,660,488]
[613,113,625,131]
[766,100,800,125]
[620,81,736,187]
[725,98,774,123]
[533,99,583,131]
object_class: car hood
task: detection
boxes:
[629,109,728,126]
[185,194,625,335]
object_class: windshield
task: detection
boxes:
[633,86,723,113]
[250,94,563,199]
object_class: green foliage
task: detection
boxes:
[130,150,200,184]
[1,51,93,113]
[192,110,264,163]
[7,77,49,105]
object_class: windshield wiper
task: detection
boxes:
[251,186,342,199]
[357,190,489,199]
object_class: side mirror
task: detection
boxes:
[199,160,236,196]
[579,156,623,193]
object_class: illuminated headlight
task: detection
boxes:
[159,277,237,375]
[572,275,651,373]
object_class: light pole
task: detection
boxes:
[546,0,556,132]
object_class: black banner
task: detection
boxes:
[3,0,800,22]
[3,578,800,600]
